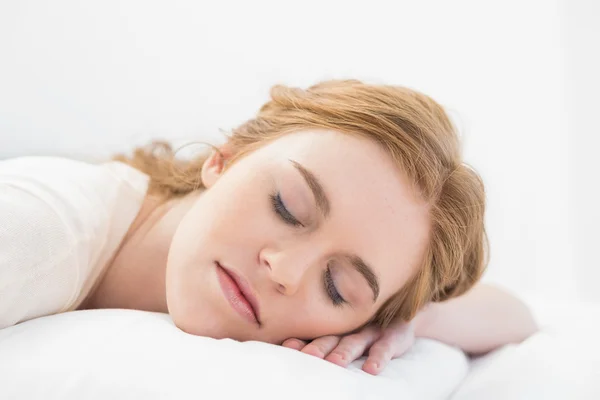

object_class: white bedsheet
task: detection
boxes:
[0,297,598,399]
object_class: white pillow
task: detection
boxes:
[0,309,468,400]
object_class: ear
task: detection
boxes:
[200,146,233,188]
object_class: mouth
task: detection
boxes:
[215,261,261,326]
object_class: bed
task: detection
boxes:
[0,295,598,399]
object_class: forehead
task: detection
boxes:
[256,130,431,300]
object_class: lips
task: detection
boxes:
[216,262,261,325]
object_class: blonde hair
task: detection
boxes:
[113,79,489,328]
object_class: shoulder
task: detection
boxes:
[0,156,149,201]
[0,172,76,329]
[0,156,150,328]
[0,156,149,234]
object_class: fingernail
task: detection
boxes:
[284,342,300,350]
[368,361,379,370]
[302,345,324,358]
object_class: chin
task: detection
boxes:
[167,300,221,337]
[165,290,246,341]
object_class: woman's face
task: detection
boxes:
[165,129,430,344]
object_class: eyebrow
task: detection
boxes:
[346,255,380,302]
[290,160,331,218]
[289,159,380,302]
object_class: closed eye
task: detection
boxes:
[324,262,347,307]
[270,192,303,227]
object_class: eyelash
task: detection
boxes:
[270,192,303,227]
[270,191,346,307]
[324,263,347,307]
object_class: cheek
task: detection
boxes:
[277,295,365,339]
[199,186,286,255]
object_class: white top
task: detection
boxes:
[0,156,150,329]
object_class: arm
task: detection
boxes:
[413,283,539,355]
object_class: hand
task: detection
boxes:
[281,318,416,375]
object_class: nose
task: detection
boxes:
[259,243,322,296]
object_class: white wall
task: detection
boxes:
[0,1,595,301]
[564,0,600,303]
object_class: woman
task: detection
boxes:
[0,79,537,375]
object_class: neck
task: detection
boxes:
[79,192,199,313]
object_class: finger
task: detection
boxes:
[324,326,381,367]
[362,339,396,375]
[380,321,414,358]
[281,338,307,351]
[363,321,416,374]
[300,335,341,358]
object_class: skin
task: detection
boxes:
[83,129,430,355]
[169,129,430,344]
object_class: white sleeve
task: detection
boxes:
[0,183,77,329]
[0,156,149,330]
